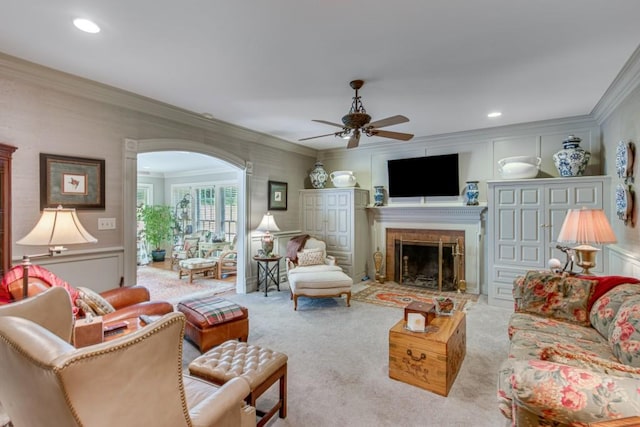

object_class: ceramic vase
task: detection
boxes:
[309,161,328,189]
[465,181,479,206]
[553,135,591,177]
[374,186,385,206]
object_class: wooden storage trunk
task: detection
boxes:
[388,311,466,396]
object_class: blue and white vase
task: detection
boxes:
[309,161,328,189]
[553,135,591,177]
[374,186,385,206]
[465,181,479,206]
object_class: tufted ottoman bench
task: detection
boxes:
[189,340,288,427]
[177,295,249,353]
[178,258,218,283]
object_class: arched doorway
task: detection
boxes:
[124,138,249,293]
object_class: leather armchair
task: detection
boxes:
[0,264,173,321]
[0,287,255,427]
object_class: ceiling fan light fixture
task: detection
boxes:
[488,111,502,118]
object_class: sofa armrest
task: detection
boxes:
[100,285,150,309]
[102,301,174,322]
[510,359,640,424]
[325,255,336,266]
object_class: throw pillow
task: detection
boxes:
[609,294,640,367]
[76,286,115,316]
[520,271,595,326]
[297,250,325,266]
[590,283,640,338]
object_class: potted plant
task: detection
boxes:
[139,204,174,262]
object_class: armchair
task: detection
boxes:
[171,236,201,269]
[204,237,238,279]
[285,236,352,310]
[0,264,173,322]
[0,287,255,427]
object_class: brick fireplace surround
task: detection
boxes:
[368,204,487,295]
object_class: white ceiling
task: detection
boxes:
[2,1,640,151]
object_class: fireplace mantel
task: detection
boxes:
[367,203,487,294]
[368,203,487,223]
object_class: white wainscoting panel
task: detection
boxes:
[608,245,640,278]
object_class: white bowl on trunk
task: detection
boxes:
[497,156,541,179]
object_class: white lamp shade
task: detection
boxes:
[556,208,617,245]
[256,212,280,233]
[17,206,97,246]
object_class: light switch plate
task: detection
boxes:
[98,218,116,230]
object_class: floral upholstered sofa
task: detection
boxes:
[498,271,640,426]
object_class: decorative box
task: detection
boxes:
[73,315,104,348]
[403,301,435,326]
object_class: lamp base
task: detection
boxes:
[261,239,274,256]
[574,245,599,275]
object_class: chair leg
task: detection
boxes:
[293,294,298,311]
[345,291,351,307]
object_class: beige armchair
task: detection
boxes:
[0,287,255,427]
[171,236,201,268]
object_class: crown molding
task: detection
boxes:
[0,52,317,158]
[592,44,640,124]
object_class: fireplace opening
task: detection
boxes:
[385,228,465,292]
[394,240,457,291]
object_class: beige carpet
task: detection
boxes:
[352,280,478,310]
[136,265,236,304]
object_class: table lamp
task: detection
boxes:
[16,205,97,299]
[556,207,616,275]
[256,212,280,255]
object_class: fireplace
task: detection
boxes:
[386,228,465,291]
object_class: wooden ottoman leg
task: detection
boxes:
[346,291,351,307]
[279,364,287,419]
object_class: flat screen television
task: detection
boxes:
[387,153,459,198]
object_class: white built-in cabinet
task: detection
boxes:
[299,188,369,282]
[487,176,610,308]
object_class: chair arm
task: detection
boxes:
[101,285,150,309]
[510,359,640,424]
[325,255,336,266]
[187,376,251,427]
[102,301,174,322]
[285,258,295,272]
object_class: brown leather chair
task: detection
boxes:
[0,287,255,427]
[1,264,173,321]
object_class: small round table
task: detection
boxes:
[253,255,282,297]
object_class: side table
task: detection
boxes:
[254,256,282,297]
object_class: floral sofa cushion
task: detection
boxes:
[590,283,640,338]
[510,359,640,425]
[609,294,640,367]
[509,330,615,362]
[519,271,596,326]
[508,312,604,342]
[540,347,640,379]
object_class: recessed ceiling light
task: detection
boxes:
[73,18,100,34]
[488,112,502,118]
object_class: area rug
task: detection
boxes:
[352,280,478,310]
[136,265,236,304]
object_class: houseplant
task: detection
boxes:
[139,204,174,262]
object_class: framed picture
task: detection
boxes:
[268,180,287,211]
[40,153,105,210]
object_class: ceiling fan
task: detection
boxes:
[299,80,414,149]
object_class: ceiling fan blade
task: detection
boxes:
[370,129,414,141]
[347,131,361,149]
[298,132,341,141]
[367,115,409,129]
[312,119,345,128]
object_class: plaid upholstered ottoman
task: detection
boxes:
[177,295,249,353]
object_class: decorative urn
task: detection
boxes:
[465,181,479,206]
[309,161,329,189]
[373,186,385,206]
[553,135,591,177]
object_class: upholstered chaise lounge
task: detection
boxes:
[285,236,352,310]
